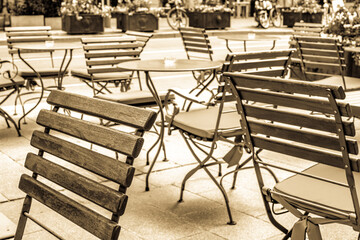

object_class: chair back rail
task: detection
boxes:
[295,36,345,79]
[179,27,213,61]
[5,26,53,55]
[14,90,157,240]
[225,49,293,78]
[225,72,359,170]
[292,22,324,36]
[125,31,153,55]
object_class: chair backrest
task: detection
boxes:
[224,49,294,78]
[178,27,213,61]
[14,90,157,239]
[293,22,324,36]
[81,36,142,76]
[225,72,360,222]
[5,26,53,63]
[125,31,153,55]
[294,36,345,82]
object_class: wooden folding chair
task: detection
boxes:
[295,36,360,91]
[178,27,220,96]
[14,90,157,239]
[71,36,143,94]
[225,72,360,239]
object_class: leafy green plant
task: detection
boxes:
[43,0,62,17]
[9,0,45,15]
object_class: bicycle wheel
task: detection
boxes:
[270,8,282,27]
[258,11,270,29]
[167,8,188,30]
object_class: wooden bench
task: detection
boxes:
[14,90,157,239]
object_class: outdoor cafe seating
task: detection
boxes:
[3,21,360,239]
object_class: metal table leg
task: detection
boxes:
[144,71,166,191]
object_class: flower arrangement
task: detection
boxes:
[113,0,153,14]
[187,4,231,13]
[286,0,323,13]
[324,5,360,38]
[60,0,104,20]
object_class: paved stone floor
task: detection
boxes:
[1,18,360,239]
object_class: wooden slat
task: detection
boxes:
[296,36,339,44]
[36,110,144,157]
[183,36,209,44]
[248,119,358,154]
[86,57,140,66]
[30,131,134,187]
[81,36,136,44]
[180,27,204,32]
[242,104,355,136]
[303,55,340,64]
[185,47,213,54]
[298,42,339,51]
[19,174,121,240]
[83,42,143,51]
[225,72,346,99]
[87,67,130,74]
[229,58,288,71]
[301,48,341,57]
[237,87,352,117]
[5,26,51,32]
[84,50,140,59]
[251,135,360,171]
[246,69,286,77]
[7,37,52,43]
[25,153,128,215]
[47,90,157,131]
[184,41,211,49]
[230,49,293,61]
[6,31,51,37]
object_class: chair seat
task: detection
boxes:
[166,105,242,140]
[71,69,130,81]
[316,75,360,91]
[19,68,68,78]
[94,90,174,106]
[274,163,360,215]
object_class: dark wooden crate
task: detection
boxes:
[116,13,158,32]
[61,14,104,34]
[187,12,231,29]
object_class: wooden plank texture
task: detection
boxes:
[30,131,135,187]
[19,174,121,240]
[36,110,144,157]
[47,90,157,131]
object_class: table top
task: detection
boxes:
[13,42,81,51]
[218,34,282,41]
[117,59,223,72]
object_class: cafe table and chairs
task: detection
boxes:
[117,58,223,191]
[218,33,282,52]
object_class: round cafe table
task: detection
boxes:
[218,33,282,52]
[13,42,81,127]
[117,59,223,191]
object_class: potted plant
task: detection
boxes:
[60,0,104,34]
[113,0,159,32]
[187,3,231,29]
[9,0,45,27]
[282,0,324,27]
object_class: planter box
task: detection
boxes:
[282,11,323,27]
[187,12,230,29]
[45,17,61,30]
[10,15,44,27]
[62,14,104,34]
[116,13,158,32]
